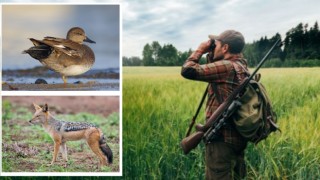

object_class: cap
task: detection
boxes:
[209,30,245,53]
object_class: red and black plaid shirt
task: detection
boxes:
[181,51,248,147]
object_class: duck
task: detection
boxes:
[23,27,96,84]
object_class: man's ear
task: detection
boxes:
[33,103,41,110]
[222,44,229,53]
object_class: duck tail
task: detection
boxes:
[23,45,52,60]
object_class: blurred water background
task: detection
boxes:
[2,4,119,70]
[2,5,120,86]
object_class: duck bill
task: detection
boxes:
[84,36,96,43]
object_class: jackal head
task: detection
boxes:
[29,103,49,125]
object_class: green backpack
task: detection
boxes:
[231,61,280,144]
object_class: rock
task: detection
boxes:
[35,79,48,84]
[74,81,83,84]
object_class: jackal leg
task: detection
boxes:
[60,142,68,162]
[86,132,107,167]
[51,141,61,165]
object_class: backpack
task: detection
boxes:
[231,61,280,144]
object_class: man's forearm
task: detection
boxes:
[180,50,204,79]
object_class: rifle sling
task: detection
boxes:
[185,83,222,137]
[194,84,209,119]
[185,85,208,137]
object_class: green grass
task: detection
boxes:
[123,66,320,179]
[2,104,119,173]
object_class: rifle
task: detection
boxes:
[185,85,208,137]
[181,39,282,154]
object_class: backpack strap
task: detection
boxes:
[230,60,250,83]
[232,60,263,82]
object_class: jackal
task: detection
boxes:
[29,103,113,167]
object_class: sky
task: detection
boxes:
[2,4,120,70]
[122,0,320,57]
[2,0,320,60]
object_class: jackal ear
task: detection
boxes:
[42,104,48,112]
[33,103,41,110]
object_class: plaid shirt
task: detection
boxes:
[181,51,248,147]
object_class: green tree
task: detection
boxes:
[151,41,162,65]
[178,49,193,66]
[123,56,142,66]
[158,44,178,66]
[142,43,154,66]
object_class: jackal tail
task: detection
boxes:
[99,134,113,164]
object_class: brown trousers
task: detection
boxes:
[205,141,247,180]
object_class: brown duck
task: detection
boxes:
[23,27,96,84]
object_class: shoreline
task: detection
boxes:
[2,66,120,91]
[2,82,119,91]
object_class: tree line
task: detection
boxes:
[123,42,193,66]
[123,22,320,67]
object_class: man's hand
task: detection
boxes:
[186,39,213,61]
[196,40,212,54]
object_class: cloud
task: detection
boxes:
[123,0,320,57]
[122,1,223,57]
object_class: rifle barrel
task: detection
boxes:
[249,39,282,81]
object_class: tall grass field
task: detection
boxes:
[123,67,320,179]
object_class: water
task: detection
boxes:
[2,68,120,91]
[3,76,119,85]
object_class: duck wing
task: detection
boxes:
[31,37,83,58]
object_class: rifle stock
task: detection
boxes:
[181,131,204,154]
[181,39,282,155]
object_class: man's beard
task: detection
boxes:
[208,53,224,63]
[213,54,224,61]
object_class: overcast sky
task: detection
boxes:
[2,0,320,59]
[122,0,320,57]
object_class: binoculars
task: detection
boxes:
[209,39,216,52]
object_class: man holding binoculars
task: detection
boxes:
[181,30,248,179]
